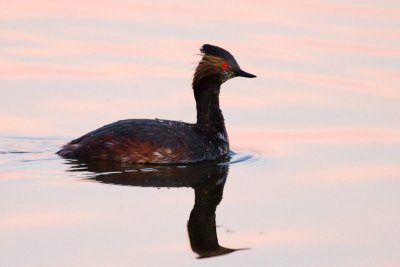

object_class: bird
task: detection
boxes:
[57,44,256,164]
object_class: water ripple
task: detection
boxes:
[225,150,262,165]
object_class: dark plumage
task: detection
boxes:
[57,44,256,164]
[201,44,235,61]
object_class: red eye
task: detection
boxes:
[221,63,229,70]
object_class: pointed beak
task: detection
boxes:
[236,69,257,78]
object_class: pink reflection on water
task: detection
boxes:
[0,116,50,135]
[230,128,400,155]
[2,1,399,22]
[222,228,323,248]
[255,34,400,58]
[258,68,399,96]
[0,29,48,43]
[355,67,400,83]
[0,61,188,79]
[0,61,107,79]
[231,128,400,143]
[0,29,203,62]
[303,164,400,183]
[222,91,330,108]
[1,211,91,229]
[271,0,400,21]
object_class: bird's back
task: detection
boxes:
[57,119,224,164]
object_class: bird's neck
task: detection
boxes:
[193,80,226,134]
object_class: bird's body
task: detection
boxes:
[57,44,256,164]
[58,118,228,164]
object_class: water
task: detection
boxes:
[1,0,400,266]
[1,133,399,266]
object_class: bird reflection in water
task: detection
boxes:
[65,158,247,258]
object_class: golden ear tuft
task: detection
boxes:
[193,55,225,85]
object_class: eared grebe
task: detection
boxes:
[57,44,256,164]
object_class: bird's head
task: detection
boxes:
[193,44,256,87]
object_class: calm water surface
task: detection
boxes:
[1,133,399,266]
[1,0,400,266]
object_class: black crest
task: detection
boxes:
[200,44,235,61]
